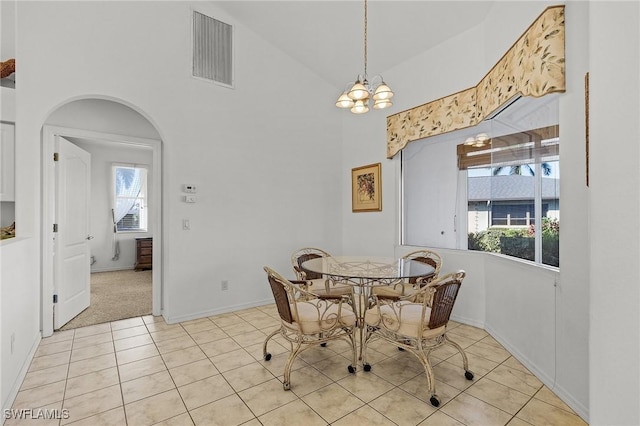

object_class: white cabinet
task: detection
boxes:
[0,122,15,201]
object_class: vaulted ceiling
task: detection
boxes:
[213,1,495,90]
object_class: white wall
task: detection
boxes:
[0,203,14,228]
[46,99,161,141]
[554,2,591,416]
[589,2,640,424]
[0,1,16,61]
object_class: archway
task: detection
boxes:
[41,97,163,336]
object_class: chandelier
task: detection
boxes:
[335,0,394,114]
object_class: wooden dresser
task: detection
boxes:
[135,237,153,271]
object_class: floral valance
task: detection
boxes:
[386,5,565,158]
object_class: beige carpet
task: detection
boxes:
[60,269,152,331]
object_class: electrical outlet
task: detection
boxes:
[221,280,229,291]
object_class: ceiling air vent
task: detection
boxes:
[192,11,233,87]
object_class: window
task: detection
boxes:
[401,95,559,267]
[464,135,560,266]
[113,165,147,232]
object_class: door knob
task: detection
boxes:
[87,235,94,240]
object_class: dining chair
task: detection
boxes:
[291,247,352,297]
[362,270,473,407]
[262,266,358,390]
[372,249,442,302]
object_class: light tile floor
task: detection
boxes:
[7,306,588,425]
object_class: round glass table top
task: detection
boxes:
[301,256,435,281]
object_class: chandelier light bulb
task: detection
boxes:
[335,93,355,108]
[348,81,370,100]
[373,83,394,100]
[476,133,489,143]
[351,99,369,114]
[373,98,392,109]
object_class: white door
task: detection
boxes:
[54,136,92,329]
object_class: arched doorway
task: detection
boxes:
[41,97,163,336]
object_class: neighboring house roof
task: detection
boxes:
[468,175,560,201]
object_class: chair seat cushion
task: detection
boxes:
[285,300,356,334]
[364,301,445,339]
[307,278,353,296]
[372,282,414,298]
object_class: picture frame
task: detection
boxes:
[351,163,382,212]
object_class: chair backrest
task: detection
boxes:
[264,267,294,324]
[291,247,331,280]
[427,270,465,329]
[403,250,442,284]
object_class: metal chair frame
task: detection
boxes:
[363,270,473,407]
[291,247,352,296]
[372,249,443,301]
[263,266,358,390]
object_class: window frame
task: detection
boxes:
[400,96,560,268]
[112,164,148,233]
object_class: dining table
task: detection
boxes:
[300,255,435,364]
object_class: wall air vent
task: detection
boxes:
[192,11,233,87]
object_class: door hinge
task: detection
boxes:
[53,152,59,161]
[53,294,58,303]
[53,224,58,233]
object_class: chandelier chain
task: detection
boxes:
[363,0,368,78]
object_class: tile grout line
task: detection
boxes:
[24,308,581,426]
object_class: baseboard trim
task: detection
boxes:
[450,313,485,329]
[163,298,273,324]
[2,333,41,420]
[90,266,136,273]
[484,323,589,423]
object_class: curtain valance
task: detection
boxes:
[386,6,565,159]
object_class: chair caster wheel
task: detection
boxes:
[465,371,474,380]
[429,396,440,407]
[321,343,327,347]
[348,365,356,374]
[283,383,291,391]
[363,363,372,372]
[264,353,272,361]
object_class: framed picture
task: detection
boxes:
[351,163,382,212]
